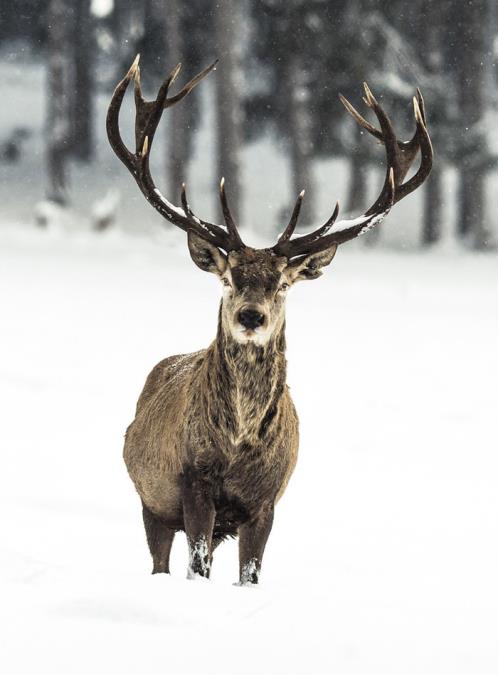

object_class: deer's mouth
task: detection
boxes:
[233,324,269,346]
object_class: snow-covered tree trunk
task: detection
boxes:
[286,56,314,227]
[214,0,242,222]
[46,0,73,205]
[71,0,94,161]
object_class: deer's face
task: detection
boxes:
[220,249,289,345]
[188,232,338,346]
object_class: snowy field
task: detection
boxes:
[1,224,497,674]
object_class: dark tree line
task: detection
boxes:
[0,0,496,248]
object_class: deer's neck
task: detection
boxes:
[206,308,287,445]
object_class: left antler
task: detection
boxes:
[272,84,433,259]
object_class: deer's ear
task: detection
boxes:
[187,231,227,276]
[286,245,338,282]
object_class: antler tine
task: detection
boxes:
[274,196,340,255]
[277,190,305,244]
[166,60,218,107]
[415,88,427,125]
[395,94,433,202]
[181,182,203,222]
[339,92,383,141]
[361,84,401,216]
[292,201,340,247]
[219,178,244,249]
[106,54,140,171]
[106,56,245,252]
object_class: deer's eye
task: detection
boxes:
[278,282,290,293]
[222,278,232,288]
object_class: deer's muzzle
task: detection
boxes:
[237,307,266,330]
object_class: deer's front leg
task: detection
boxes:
[238,503,274,585]
[182,468,215,579]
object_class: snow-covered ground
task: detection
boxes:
[1,225,497,674]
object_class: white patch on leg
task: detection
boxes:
[187,535,210,580]
[239,558,260,586]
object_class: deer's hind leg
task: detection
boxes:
[142,502,175,574]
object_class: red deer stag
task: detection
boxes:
[106,56,432,585]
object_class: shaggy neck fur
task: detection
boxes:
[201,305,287,447]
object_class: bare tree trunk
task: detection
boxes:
[214,0,242,222]
[422,162,442,245]
[484,0,498,106]
[343,0,370,241]
[166,0,188,201]
[459,166,486,245]
[46,0,73,205]
[71,0,94,161]
[287,57,314,227]
[420,0,443,246]
[456,0,489,248]
[346,128,368,214]
[346,160,367,214]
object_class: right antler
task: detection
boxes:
[106,55,244,252]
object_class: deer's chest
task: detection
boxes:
[191,429,291,516]
[194,445,286,535]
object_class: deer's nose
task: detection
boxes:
[237,307,265,330]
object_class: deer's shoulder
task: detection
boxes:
[136,350,207,412]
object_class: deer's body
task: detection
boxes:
[107,55,432,584]
[124,322,298,537]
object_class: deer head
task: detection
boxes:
[107,57,432,346]
[187,231,340,346]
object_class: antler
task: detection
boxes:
[108,67,432,260]
[272,83,433,259]
[106,55,245,252]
